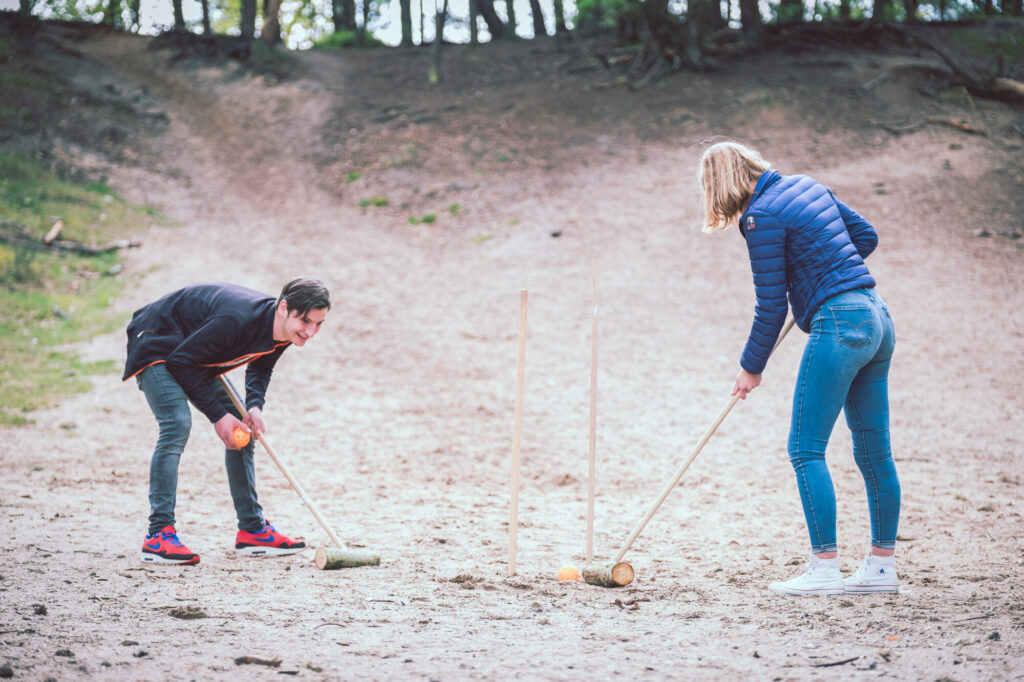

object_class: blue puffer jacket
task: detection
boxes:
[738,169,878,374]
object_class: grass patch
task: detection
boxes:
[0,152,161,426]
[344,171,362,183]
[448,203,462,215]
[359,195,389,208]
[408,213,437,225]
[313,29,384,49]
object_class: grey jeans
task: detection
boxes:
[137,364,264,535]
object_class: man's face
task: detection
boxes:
[279,304,327,346]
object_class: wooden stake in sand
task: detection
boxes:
[508,289,528,577]
[586,256,599,566]
[579,258,634,588]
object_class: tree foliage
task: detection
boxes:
[25,0,1024,56]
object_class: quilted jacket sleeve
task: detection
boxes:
[244,345,288,412]
[833,194,877,260]
[740,213,789,375]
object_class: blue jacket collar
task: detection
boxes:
[739,169,780,237]
[750,169,780,203]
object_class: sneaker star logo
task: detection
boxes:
[879,568,886,574]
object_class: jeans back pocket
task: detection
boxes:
[831,305,873,348]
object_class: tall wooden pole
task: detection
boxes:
[508,289,528,576]
[586,257,599,566]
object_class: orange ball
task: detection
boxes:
[557,565,579,582]
[232,426,251,448]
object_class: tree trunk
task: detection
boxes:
[739,0,763,43]
[129,0,140,29]
[358,0,371,45]
[19,0,32,14]
[429,0,448,83]
[262,0,282,43]
[839,0,850,18]
[505,0,517,38]
[420,0,425,43]
[1005,0,1022,15]
[240,0,257,40]
[400,0,413,46]
[528,0,546,36]
[477,0,505,39]
[173,0,186,30]
[552,0,566,33]
[469,0,479,44]
[903,0,917,19]
[642,0,679,54]
[684,0,707,65]
[872,0,888,21]
[201,0,212,34]
[982,0,993,14]
[342,0,358,28]
[333,0,344,30]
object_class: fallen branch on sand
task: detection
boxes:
[813,656,859,668]
[234,656,282,667]
[871,117,987,136]
[0,224,141,255]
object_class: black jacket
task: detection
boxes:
[123,283,290,423]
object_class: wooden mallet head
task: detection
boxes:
[314,547,381,570]
[581,562,634,587]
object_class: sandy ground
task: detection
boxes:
[1,28,1023,680]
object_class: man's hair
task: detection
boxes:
[277,277,331,316]
[697,140,771,233]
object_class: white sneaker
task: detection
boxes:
[769,555,844,596]
[844,554,899,593]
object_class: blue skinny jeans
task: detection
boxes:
[788,287,900,554]
[137,364,264,536]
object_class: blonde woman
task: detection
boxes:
[698,141,900,596]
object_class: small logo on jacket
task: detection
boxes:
[746,216,756,230]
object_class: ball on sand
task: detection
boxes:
[232,426,251,448]
[557,564,579,582]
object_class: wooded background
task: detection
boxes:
[12,0,1024,59]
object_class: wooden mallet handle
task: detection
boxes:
[612,317,797,564]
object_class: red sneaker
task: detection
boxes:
[141,526,200,565]
[235,519,306,557]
